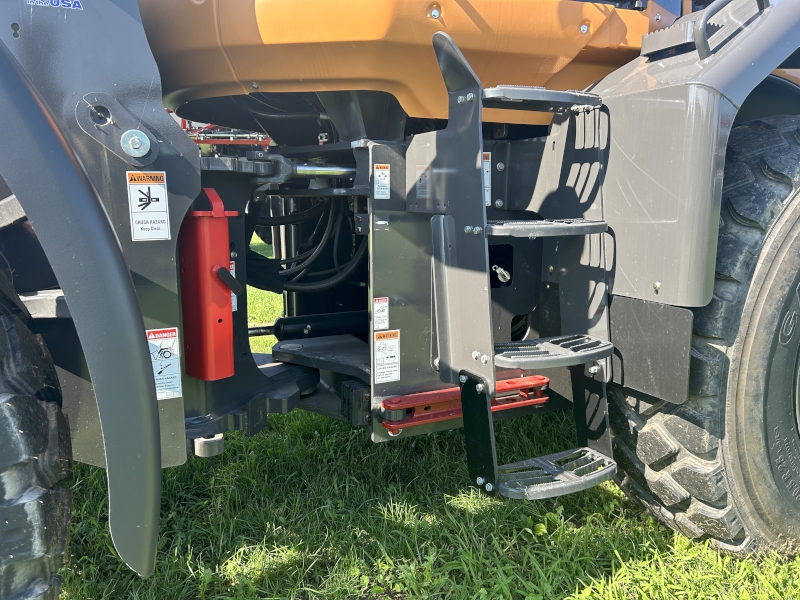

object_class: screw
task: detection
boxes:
[475,383,485,393]
[356,226,363,234]
[580,24,589,34]
[230,251,238,259]
[496,162,505,172]
[473,226,482,235]
[476,477,486,486]
[653,281,661,292]
[303,325,311,335]
[251,82,259,90]
[655,12,662,21]
[472,351,480,360]
[466,93,475,102]
[457,96,466,104]
[464,225,473,234]
[130,136,142,149]
[485,483,494,492]
[589,365,600,375]
[460,375,468,383]
[430,7,440,18]
[495,199,504,209]
[480,355,489,365]
[355,215,362,222]
[548,265,554,274]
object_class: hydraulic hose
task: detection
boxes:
[291,204,345,283]
[257,201,327,227]
[279,200,340,277]
[283,236,368,293]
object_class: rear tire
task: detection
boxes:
[0,272,71,599]
[610,114,800,554]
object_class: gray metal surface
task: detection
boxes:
[272,335,370,382]
[494,335,613,370]
[0,194,24,229]
[20,290,70,319]
[486,219,607,238]
[498,447,617,500]
[609,295,693,404]
[482,86,602,113]
[591,0,800,307]
[0,27,162,577]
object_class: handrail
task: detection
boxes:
[695,0,770,60]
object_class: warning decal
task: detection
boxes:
[483,152,492,207]
[373,297,389,330]
[146,327,182,400]
[374,164,391,200]
[415,165,430,200]
[127,171,171,241]
[374,329,400,384]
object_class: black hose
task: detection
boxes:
[257,201,327,227]
[292,203,345,283]
[283,236,368,293]
[279,200,340,277]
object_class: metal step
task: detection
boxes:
[486,218,607,239]
[498,447,616,500]
[494,334,613,370]
[482,85,602,113]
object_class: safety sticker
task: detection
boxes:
[127,171,171,241]
[483,152,492,207]
[374,330,400,384]
[146,327,182,400]
[415,165,430,200]
[374,164,391,200]
[373,297,389,330]
[230,261,238,312]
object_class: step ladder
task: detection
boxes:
[425,31,616,501]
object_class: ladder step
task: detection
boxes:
[486,218,607,239]
[482,85,602,113]
[494,334,613,370]
[498,447,616,500]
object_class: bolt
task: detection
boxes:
[130,136,142,149]
[580,23,589,34]
[355,215,362,222]
[496,162,505,172]
[460,374,468,383]
[303,325,311,335]
[548,265,554,274]
[485,482,494,492]
[457,96,466,104]
[430,7,440,18]
[473,226,482,236]
[475,383,485,393]
[230,250,238,259]
[120,129,151,158]
[356,226,363,234]
[653,281,662,292]
[466,93,475,102]
[464,225,473,234]
[434,358,440,368]
[589,365,600,375]
[472,350,480,360]
[476,477,486,486]
[480,355,489,365]
[655,12,662,21]
[251,82,259,90]
[495,199,504,209]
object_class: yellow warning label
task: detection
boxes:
[375,330,399,341]
[374,329,400,384]
[127,172,165,185]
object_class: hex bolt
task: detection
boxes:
[496,162,505,172]
[485,483,494,492]
[434,358,440,368]
[473,226,483,236]
[457,95,466,104]
[495,199,504,209]
[476,477,486,486]
[480,355,489,365]
[251,82,259,90]
[464,225,473,234]
[356,226,363,234]
[120,129,151,158]
[580,23,589,34]
[466,93,475,102]
[355,215,362,223]
[589,365,600,375]
[230,251,238,259]
[475,383,485,393]
[655,12,662,21]
[460,374,468,383]
[430,7,441,18]
[548,265,554,274]
[653,281,662,292]
[472,350,480,360]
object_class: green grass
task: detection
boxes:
[59,238,800,599]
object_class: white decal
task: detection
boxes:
[415,165,430,200]
[374,164,391,200]
[374,330,400,384]
[146,327,182,400]
[483,152,492,207]
[127,171,171,241]
[373,297,389,331]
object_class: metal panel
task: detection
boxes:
[609,295,693,404]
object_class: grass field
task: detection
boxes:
[60,239,800,599]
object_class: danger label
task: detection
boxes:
[127,171,170,241]
[146,327,182,400]
[374,329,400,384]
[483,152,492,207]
[373,297,389,330]
[374,164,390,200]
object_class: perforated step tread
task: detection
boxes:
[494,334,613,369]
[486,218,607,238]
[483,85,602,113]
[498,447,616,500]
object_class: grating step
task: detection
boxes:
[494,334,613,370]
[483,85,602,113]
[498,447,616,500]
[486,218,607,239]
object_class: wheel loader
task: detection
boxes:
[1,0,800,597]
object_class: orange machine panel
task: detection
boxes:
[140,0,676,125]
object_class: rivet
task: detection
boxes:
[580,23,589,34]
[430,7,441,18]
[480,355,489,365]
[472,351,480,360]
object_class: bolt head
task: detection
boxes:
[496,162,505,172]
[480,355,489,365]
[494,199,504,209]
[230,251,238,259]
[464,225,473,234]
[655,12,662,21]
[459,375,468,383]
[466,93,475,102]
[434,358,440,368]
[120,129,151,158]
[589,365,600,374]
[457,95,466,104]
[475,383,485,393]
[473,226,482,236]
[472,351,480,360]
[476,477,486,486]
[431,8,440,18]
[580,24,589,34]
[356,226,363,234]
[548,265,554,274]
[485,483,494,492]
[251,82,259,90]
[653,281,662,292]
